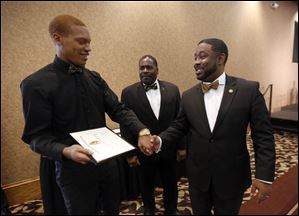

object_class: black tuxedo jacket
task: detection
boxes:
[120,80,185,159]
[160,75,275,199]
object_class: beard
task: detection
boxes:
[196,63,217,82]
[140,74,157,85]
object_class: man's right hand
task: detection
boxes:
[62,144,93,164]
[138,135,154,156]
[126,155,140,167]
[150,135,161,152]
[138,134,161,156]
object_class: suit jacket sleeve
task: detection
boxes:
[90,72,146,136]
[160,95,190,152]
[174,87,187,150]
[120,88,139,157]
[250,82,275,182]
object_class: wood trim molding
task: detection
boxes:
[2,177,41,205]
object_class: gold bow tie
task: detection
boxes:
[201,80,219,93]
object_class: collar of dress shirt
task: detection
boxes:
[143,79,160,89]
[202,72,226,86]
[53,55,70,73]
[53,55,85,75]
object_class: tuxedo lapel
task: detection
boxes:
[213,76,237,133]
[137,83,158,120]
[158,81,166,119]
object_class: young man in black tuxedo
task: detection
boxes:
[20,14,152,215]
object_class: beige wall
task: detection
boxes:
[1,1,298,185]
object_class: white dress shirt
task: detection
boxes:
[144,80,161,120]
[203,73,226,132]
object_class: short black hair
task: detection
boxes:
[198,38,228,65]
[139,55,158,68]
[49,14,86,37]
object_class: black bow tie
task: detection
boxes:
[144,83,158,92]
[68,64,84,74]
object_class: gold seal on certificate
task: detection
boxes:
[80,134,101,145]
[89,140,100,145]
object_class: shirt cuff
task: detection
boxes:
[256,178,273,184]
[155,136,162,153]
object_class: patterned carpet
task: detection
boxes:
[9,130,298,215]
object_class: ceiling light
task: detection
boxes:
[271,2,279,9]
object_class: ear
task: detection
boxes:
[51,33,63,45]
[217,53,226,65]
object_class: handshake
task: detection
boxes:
[137,134,161,156]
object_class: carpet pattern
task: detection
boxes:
[9,130,298,215]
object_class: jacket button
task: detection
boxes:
[210,138,214,143]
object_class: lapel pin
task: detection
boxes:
[228,89,234,93]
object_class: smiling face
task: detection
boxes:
[139,57,158,86]
[54,25,91,66]
[194,42,226,82]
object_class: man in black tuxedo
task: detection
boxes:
[140,39,276,215]
[120,55,186,215]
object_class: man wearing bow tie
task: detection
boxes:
[140,39,275,215]
[120,55,186,215]
[20,15,153,215]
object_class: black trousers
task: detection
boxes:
[40,157,67,215]
[138,154,178,214]
[55,158,120,215]
[189,180,244,215]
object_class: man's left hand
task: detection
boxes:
[251,179,272,204]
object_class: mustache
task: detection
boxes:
[140,73,155,77]
[194,64,203,70]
